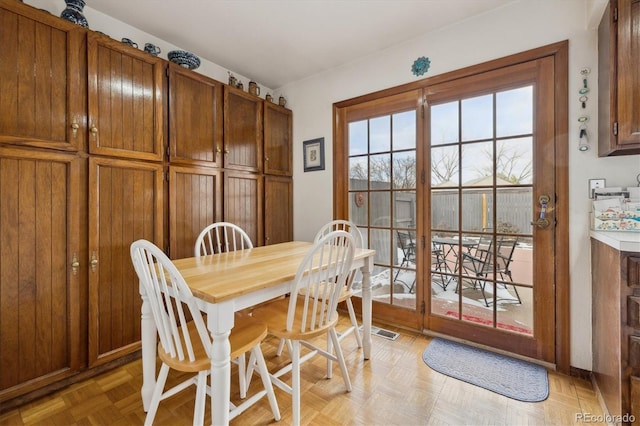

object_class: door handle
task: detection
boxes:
[531,194,551,228]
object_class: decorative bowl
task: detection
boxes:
[167,50,200,70]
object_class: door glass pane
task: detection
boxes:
[461,188,492,232]
[349,157,368,190]
[349,120,368,156]
[431,189,459,232]
[370,116,390,153]
[496,187,532,235]
[461,141,492,185]
[370,192,390,228]
[462,94,493,141]
[393,111,416,150]
[370,154,391,189]
[431,145,459,186]
[349,191,368,227]
[496,137,533,185]
[430,101,459,145]
[393,151,416,190]
[496,86,533,137]
[394,191,416,229]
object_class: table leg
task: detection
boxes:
[208,303,234,426]
[361,255,374,360]
[139,284,157,412]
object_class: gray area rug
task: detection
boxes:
[422,337,549,402]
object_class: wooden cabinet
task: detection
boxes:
[88,157,164,366]
[224,86,263,172]
[87,33,164,161]
[168,165,222,259]
[0,3,86,152]
[592,238,640,424]
[224,171,264,246]
[265,175,293,245]
[264,102,293,176]
[598,0,640,156]
[0,146,82,401]
[168,64,223,168]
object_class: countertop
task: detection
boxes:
[590,230,640,252]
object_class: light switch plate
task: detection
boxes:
[589,178,606,199]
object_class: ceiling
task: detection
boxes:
[86,0,516,89]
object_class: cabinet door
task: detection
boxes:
[0,147,81,402]
[264,176,293,245]
[224,171,263,246]
[169,165,222,259]
[88,157,163,366]
[87,33,164,161]
[264,102,292,176]
[223,86,263,172]
[168,64,223,167]
[617,0,640,148]
[0,2,86,152]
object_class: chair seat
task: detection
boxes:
[158,313,268,373]
[252,296,339,341]
[299,284,353,303]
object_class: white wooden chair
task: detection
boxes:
[130,239,280,425]
[194,221,253,398]
[194,221,253,256]
[249,230,355,425]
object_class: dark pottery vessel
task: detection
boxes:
[61,0,88,28]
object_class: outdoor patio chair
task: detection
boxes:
[394,230,417,293]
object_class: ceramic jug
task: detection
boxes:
[248,81,261,96]
[144,43,161,56]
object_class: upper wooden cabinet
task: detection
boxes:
[598,0,640,156]
[264,102,293,176]
[87,33,164,161]
[168,64,223,167]
[223,86,263,172]
[0,2,86,152]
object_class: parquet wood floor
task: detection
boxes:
[1,317,605,425]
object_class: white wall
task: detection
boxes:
[279,0,640,371]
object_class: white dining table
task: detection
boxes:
[138,240,376,425]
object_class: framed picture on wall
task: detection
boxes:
[303,137,325,172]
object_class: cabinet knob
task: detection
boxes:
[265,156,270,162]
[216,146,222,153]
[90,251,98,273]
[71,253,80,275]
[70,123,79,137]
[90,126,98,134]
[224,149,230,154]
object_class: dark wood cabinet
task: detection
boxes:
[0,146,82,401]
[168,165,222,259]
[592,237,640,424]
[87,33,164,161]
[265,175,293,245]
[223,86,263,172]
[88,157,164,367]
[598,0,640,156]
[264,102,293,176]
[0,3,86,152]
[168,64,223,167]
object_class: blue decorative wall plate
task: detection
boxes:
[412,56,431,76]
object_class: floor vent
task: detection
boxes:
[359,326,399,341]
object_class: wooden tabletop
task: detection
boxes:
[172,241,375,304]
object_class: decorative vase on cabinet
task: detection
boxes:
[61,0,88,28]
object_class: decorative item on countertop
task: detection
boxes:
[278,96,286,107]
[60,0,88,28]
[144,43,161,56]
[248,81,260,96]
[121,38,138,48]
[167,50,200,70]
[411,56,430,76]
[265,93,273,103]
[228,72,237,87]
